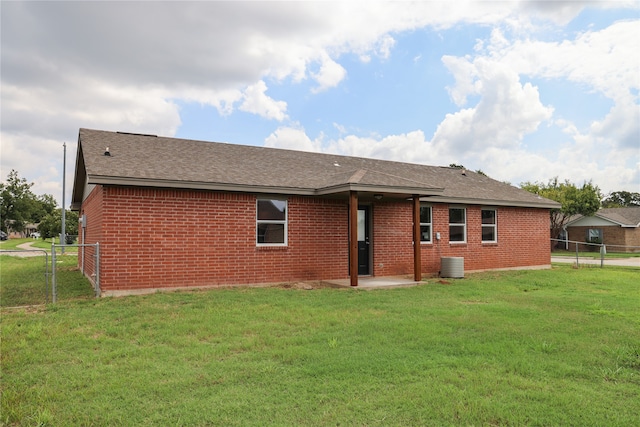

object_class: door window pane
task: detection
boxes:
[357,210,366,242]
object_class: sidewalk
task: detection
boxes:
[552,256,640,267]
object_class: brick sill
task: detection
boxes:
[256,246,289,252]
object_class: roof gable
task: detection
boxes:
[566,207,640,228]
[71,128,560,209]
[596,207,640,227]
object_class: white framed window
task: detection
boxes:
[482,208,497,243]
[257,198,287,246]
[420,204,432,243]
[449,207,466,243]
[587,228,602,244]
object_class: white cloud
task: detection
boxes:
[437,58,554,152]
[590,98,640,150]
[437,17,638,193]
[239,80,288,121]
[311,55,347,93]
[265,125,322,152]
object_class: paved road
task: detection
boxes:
[552,256,640,267]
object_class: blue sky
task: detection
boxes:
[1,1,638,205]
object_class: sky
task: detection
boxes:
[1,1,639,207]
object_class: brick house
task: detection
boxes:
[565,207,640,252]
[71,128,559,294]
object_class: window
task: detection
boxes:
[420,204,432,243]
[587,228,602,243]
[257,199,287,245]
[482,208,497,243]
[449,207,466,243]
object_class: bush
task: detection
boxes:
[587,237,602,251]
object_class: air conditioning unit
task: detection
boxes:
[441,257,464,278]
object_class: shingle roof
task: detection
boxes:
[71,128,560,209]
[596,207,640,227]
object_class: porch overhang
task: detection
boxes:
[316,183,444,200]
[347,190,425,287]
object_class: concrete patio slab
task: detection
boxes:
[323,276,422,289]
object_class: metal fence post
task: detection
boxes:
[600,244,606,268]
[95,242,100,297]
[44,252,49,304]
[51,243,57,304]
[575,241,579,267]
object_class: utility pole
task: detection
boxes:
[61,142,66,254]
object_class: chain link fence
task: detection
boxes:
[0,243,99,307]
[551,238,640,268]
[0,249,50,307]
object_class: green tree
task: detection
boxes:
[1,170,59,234]
[38,209,79,240]
[520,177,601,241]
[1,170,38,233]
[601,191,640,207]
[35,194,58,221]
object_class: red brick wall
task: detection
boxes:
[420,205,551,273]
[372,201,413,276]
[363,202,551,277]
[82,186,349,291]
[81,186,552,291]
[78,185,104,286]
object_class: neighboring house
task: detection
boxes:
[565,207,640,252]
[71,128,560,295]
[4,222,38,239]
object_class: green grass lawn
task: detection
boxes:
[0,255,94,307]
[0,238,78,253]
[2,265,639,426]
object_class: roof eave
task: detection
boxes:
[422,195,561,209]
[315,183,444,197]
[595,214,639,227]
[87,175,446,199]
[87,175,317,196]
[566,214,636,228]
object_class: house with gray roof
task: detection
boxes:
[565,207,640,252]
[71,128,559,294]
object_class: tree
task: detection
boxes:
[1,170,39,233]
[520,177,601,241]
[38,209,78,241]
[1,170,59,234]
[602,191,640,208]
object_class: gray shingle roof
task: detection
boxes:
[71,128,560,209]
[596,207,640,227]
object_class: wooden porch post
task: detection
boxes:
[413,195,422,282]
[349,191,358,287]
